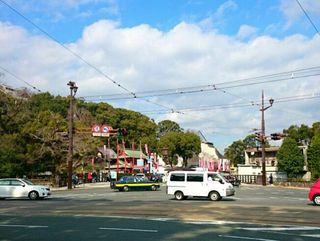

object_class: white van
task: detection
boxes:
[166,171,235,201]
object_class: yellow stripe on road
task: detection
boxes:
[115,183,158,187]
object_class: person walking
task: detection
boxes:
[87,172,92,183]
[269,173,273,185]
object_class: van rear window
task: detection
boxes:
[170,173,185,182]
[187,174,203,182]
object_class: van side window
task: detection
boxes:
[187,174,203,182]
[208,174,221,182]
[170,173,185,182]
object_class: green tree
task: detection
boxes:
[308,134,320,179]
[178,132,201,167]
[243,134,257,149]
[156,120,182,138]
[21,111,68,175]
[283,124,313,145]
[277,138,305,178]
[312,122,320,136]
[28,92,69,117]
[224,134,262,166]
[224,140,246,166]
[157,131,200,167]
[0,134,27,178]
[158,132,181,167]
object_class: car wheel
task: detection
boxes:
[174,191,184,200]
[28,191,39,200]
[151,185,157,191]
[123,186,129,192]
[313,194,320,206]
[209,191,221,201]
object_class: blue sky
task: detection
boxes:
[0,0,320,153]
[1,0,319,41]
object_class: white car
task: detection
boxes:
[0,178,51,200]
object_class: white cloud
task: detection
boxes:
[199,0,237,30]
[280,0,320,29]
[237,25,258,40]
[216,0,237,18]
[1,20,320,152]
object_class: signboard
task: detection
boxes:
[92,125,101,137]
[137,159,144,167]
[101,125,111,137]
[92,125,112,137]
[110,171,117,180]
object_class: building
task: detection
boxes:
[237,145,309,181]
[197,142,231,172]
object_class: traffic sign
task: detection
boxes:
[92,125,101,137]
[101,125,111,137]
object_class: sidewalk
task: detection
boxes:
[51,182,110,191]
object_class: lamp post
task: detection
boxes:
[260,91,274,186]
[67,81,78,190]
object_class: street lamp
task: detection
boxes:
[260,91,273,186]
[67,81,78,190]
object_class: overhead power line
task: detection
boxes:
[0,0,186,114]
[82,66,320,101]
[0,0,134,97]
[296,0,320,36]
[140,93,320,114]
[0,65,41,92]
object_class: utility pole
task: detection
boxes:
[67,81,78,190]
[260,91,273,186]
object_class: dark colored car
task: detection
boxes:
[149,174,163,183]
[309,178,320,206]
[111,176,160,192]
[223,174,241,187]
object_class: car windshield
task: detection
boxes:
[22,179,34,185]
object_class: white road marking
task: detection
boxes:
[238,226,320,231]
[99,227,158,233]
[186,220,243,225]
[302,234,320,238]
[0,224,48,228]
[218,235,278,241]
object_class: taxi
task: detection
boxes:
[111,175,160,192]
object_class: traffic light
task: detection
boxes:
[255,132,262,142]
[270,133,281,140]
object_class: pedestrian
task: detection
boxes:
[92,171,97,183]
[269,173,273,185]
[87,172,92,183]
[72,174,78,188]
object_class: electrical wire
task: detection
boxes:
[0,0,135,97]
[0,65,41,92]
[139,93,320,114]
[0,0,186,115]
[82,66,320,101]
[296,0,320,36]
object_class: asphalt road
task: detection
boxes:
[0,183,319,241]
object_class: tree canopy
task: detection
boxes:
[276,138,305,178]
[308,134,320,179]
[0,91,201,178]
[157,131,201,167]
